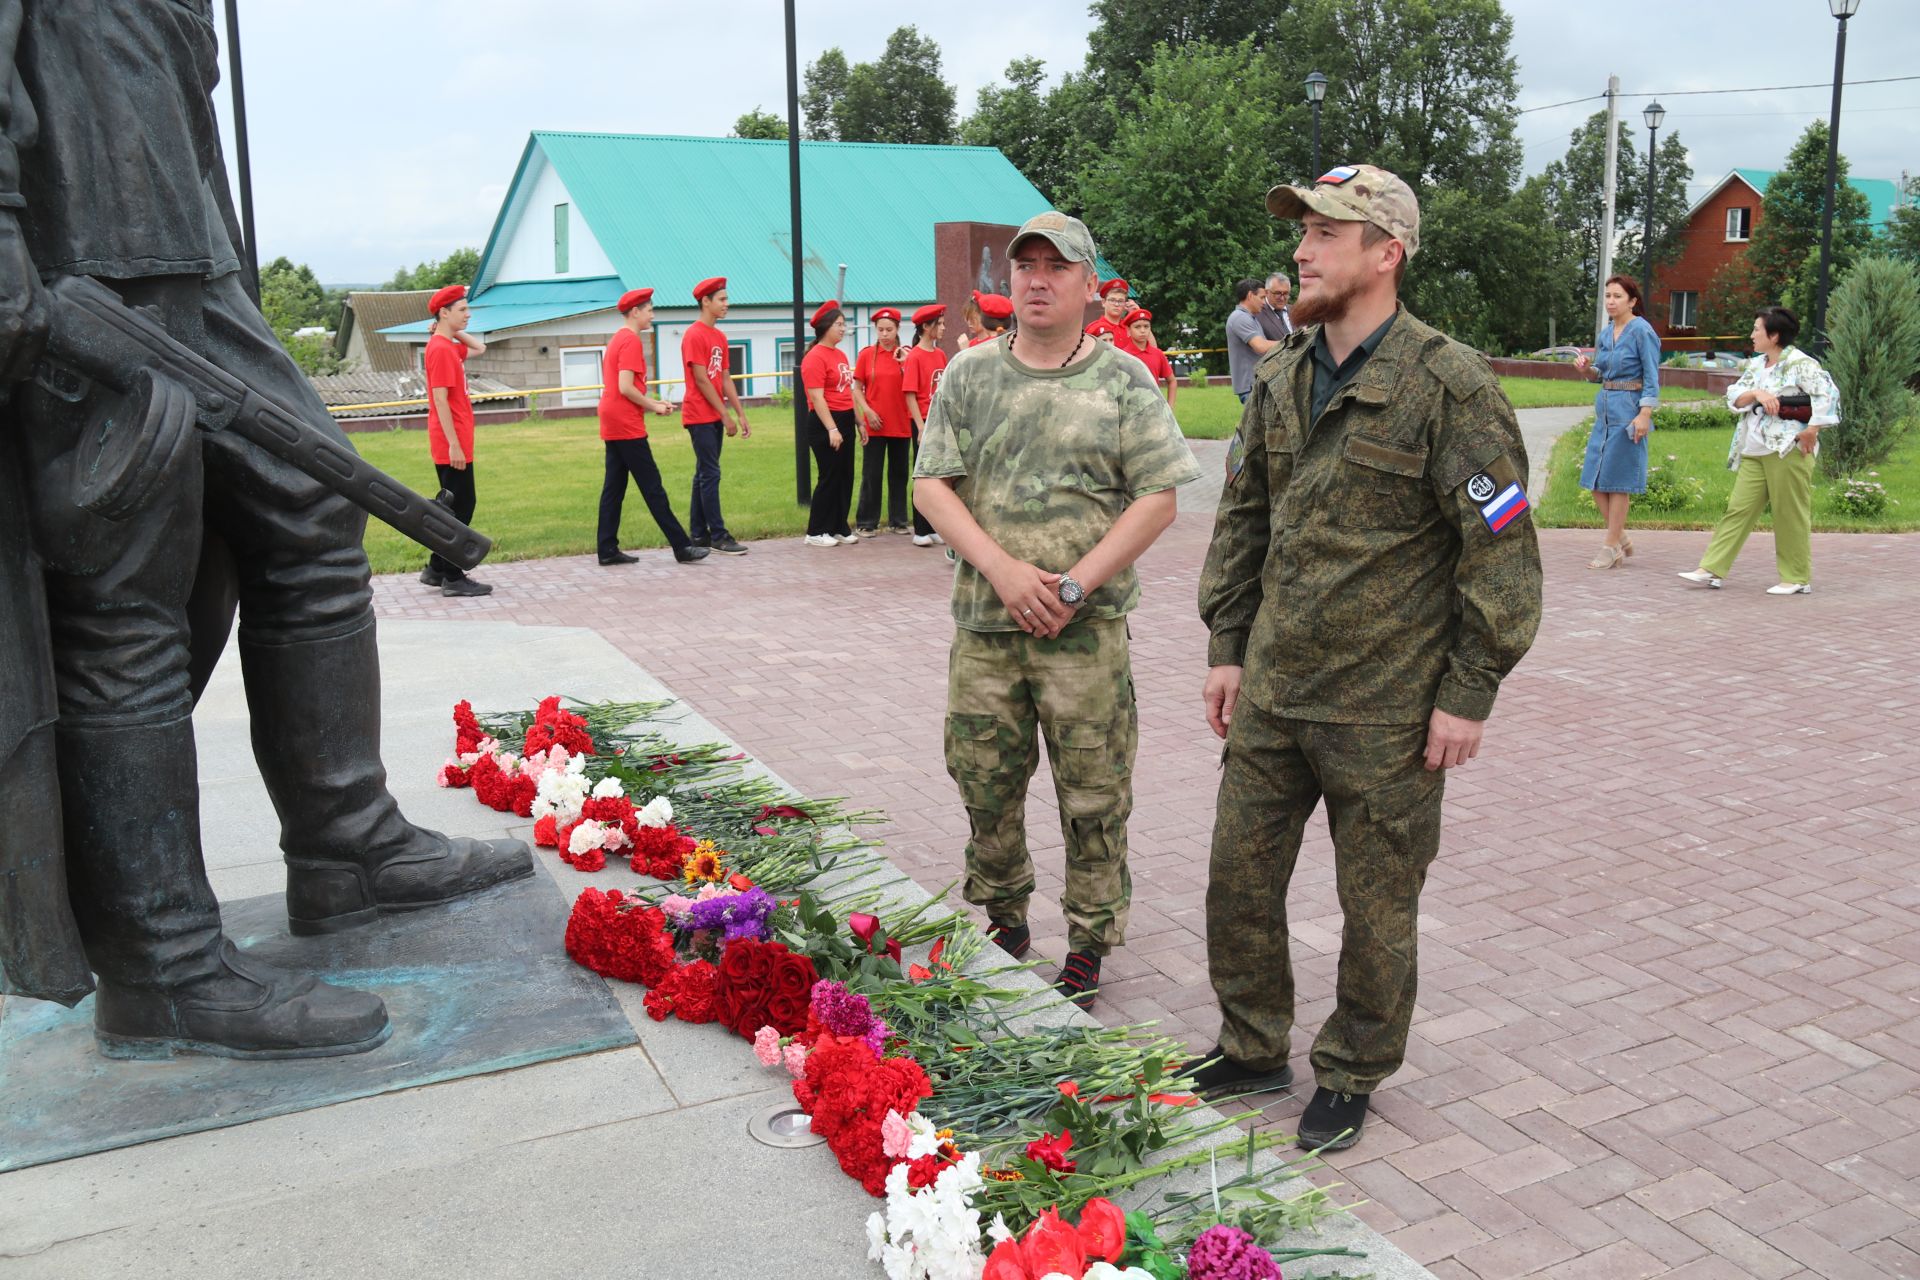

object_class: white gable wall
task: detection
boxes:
[490,153,616,284]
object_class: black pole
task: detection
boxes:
[223,0,258,284]
[1811,10,1851,357]
[1642,124,1657,307]
[785,0,810,505]
[1310,102,1322,180]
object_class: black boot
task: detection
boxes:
[238,619,532,935]
[60,716,390,1059]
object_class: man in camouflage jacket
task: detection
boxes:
[1189,165,1543,1150]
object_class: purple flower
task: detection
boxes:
[680,886,777,943]
[809,979,879,1038]
[1185,1225,1282,1280]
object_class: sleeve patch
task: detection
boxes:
[1468,455,1530,533]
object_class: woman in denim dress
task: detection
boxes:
[1575,276,1661,569]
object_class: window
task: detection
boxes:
[775,337,797,394]
[1670,291,1698,330]
[1725,207,1751,242]
[553,202,570,272]
[729,340,752,397]
[559,345,603,408]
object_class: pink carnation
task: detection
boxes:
[782,1042,809,1078]
[753,1026,781,1067]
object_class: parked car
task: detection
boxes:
[1528,345,1595,362]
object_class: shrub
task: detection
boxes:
[1652,403,1736,432]
[1187,366,1211,389]
[1822,255,1920,476]
[1832,475,1891,518]
[772,385,795,409]
[1640,455,1707,512]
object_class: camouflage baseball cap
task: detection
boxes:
[1007,211,1098,264]
[1265,164,1420,260]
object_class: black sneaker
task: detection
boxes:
[1055,950,1101,1010]
[985,919,1030,959]
[1297,1087,1369,1151]
[674,546,711,564]
[688,537,710,549]
[598,551,639,565]
[441,577,493,598]
[419,566,445,587]
[711,537,749,555]
[1178,1045,1295,1097]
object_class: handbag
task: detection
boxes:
[1776,394,1812,423]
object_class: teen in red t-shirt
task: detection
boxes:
[853,307,911,535]
[971,290,1013,347]
[1125,308,1178,408]
[1084,277,1132,343]
[799,301,860,546]
[679,277,750,554]
[902,303,949,546]
[421,284,492,596]
[597,288,707,567]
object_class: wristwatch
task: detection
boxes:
[1057,573,1085,607]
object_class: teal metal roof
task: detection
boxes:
[1729,167,1902,229]
[474,132,1069,308]
[378,276,623,336]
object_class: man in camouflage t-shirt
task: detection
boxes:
[914,211,1200,1009]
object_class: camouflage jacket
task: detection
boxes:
[1199,306,1543,724]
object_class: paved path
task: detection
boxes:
[368,434,1920,1280]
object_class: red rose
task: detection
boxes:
[1076,1196,1126,1263]
[769,954,813,1000]
[766,991,808,1034]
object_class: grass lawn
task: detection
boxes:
[1500,377,1716,410]
[1537,419,1920,533]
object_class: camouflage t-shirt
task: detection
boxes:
[914,338,1201,632]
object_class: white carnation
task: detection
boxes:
[635,795,674,828]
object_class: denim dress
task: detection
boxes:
[1579,315,1662,495]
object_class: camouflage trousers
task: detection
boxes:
[1207,697,1444,1095]
[944,617,1137,954]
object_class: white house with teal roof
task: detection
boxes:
[376,131,1066,407]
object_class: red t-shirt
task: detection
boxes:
[680,321,729,425]
[1113,333,1146,360]
[598,327,651,441]
[970,332,1003,348]
[901,345,948,424]
[424,333,474,466]
[1085,316,1129,342]
[1138,345,1175,387]
[854,343,910,438]
[801,343,855,413]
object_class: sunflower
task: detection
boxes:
[682,840,726,884]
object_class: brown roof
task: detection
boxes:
[309,370,522,419]
[336,291,435,372]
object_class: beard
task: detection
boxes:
[1290,275,1360,328]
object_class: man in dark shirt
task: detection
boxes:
[1257,272,1294,340]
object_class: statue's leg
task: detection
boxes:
[193,273,530,935]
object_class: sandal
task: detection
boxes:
[1587,544,1625,570]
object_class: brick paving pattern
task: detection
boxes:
[376,449,1920,1279]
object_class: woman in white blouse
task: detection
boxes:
[1678,306,1839,595]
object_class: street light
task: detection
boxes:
[1305,71,1328,179]
[1641,100,1664,318]
[1811,0,1863,356]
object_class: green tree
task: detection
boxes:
[1613,129,1694,290]
[731,107,788,140]
[1699,255,1768,342]
[1741,120,1873,322]
[1885,176,1920,266]
[1406,176,1582,354]
[800,48,849,140]
[259,255,343,375]
[809,27,956,145]
[959,58,1095,207]
[1082,0,1292,88]
[1820,255,1920,476]
[382,247,480,292]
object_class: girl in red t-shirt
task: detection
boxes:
[902,304,949,546]
[800,301,861,546]
[853,307,912,535]
[1125,308,1178,408]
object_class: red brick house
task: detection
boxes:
[1650,168,1903,346]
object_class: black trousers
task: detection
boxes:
[910,427,935,537]
[806,408,858,538]
[431,463,477,581]
[598,438,690,556]
[856,435,910,530]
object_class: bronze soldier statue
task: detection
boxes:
[0,0,529,1059]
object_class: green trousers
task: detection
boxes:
[1207,697,1444,1095]
[944,617,1136,954]
[1699,450,1814,584]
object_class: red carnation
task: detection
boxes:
[454,700,484,755]
[1025,1129,1077,1174]
[792,1033,932,1196]
[533,815,559,848]
[1076,1196,1126,1263]
[564,890,676,987]
[525,696,595,757]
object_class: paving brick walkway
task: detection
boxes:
[374,448,1920,1280]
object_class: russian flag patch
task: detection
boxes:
[1318,165,1359,185]
[1476,477,1530,533]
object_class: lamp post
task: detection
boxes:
[1641,100,1664,312]
[784,0,810,503]
[1305,71,1328,178]
[1811,0,1862,356]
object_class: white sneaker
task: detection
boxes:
[834,533,859,545]
[931,532,946,545]
[912,534,936,547]
[1676,569,1723,589]
[1767,582,1811,595]
[804,534,840,548]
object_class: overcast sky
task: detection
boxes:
[213,0,1918,284]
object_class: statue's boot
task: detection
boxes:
[61,716,390,1059]
[239,619,532,937]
